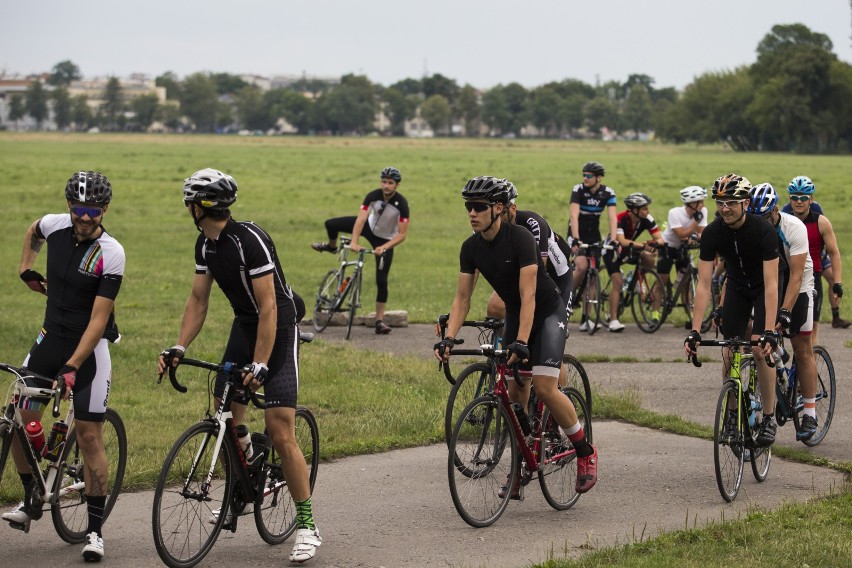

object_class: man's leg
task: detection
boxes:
[2,407,44,528]
[75,418,109,560]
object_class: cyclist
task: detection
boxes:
[4,171,124,561]
[311,166,410,334]
[684,173,780,447]
[657,186,709,296]
[749,183,819,441]
[782,176,848,338]
[156,169,321,564]
[567,161,618,332]
[609,193,666,331]
[435,176,597,498]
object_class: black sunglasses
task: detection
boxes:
[71,205,104,218]
[464,202,492,213]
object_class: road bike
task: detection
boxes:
[152,333,320,568]
[0,362,127,542]
[770,337,835,447]
[446,345,591,527]
[312,236,385,339]
[600,247,666,333]
[688,338,771,502]
[658,243,715,332]
[573,242,615,335]
[434,313,503,385]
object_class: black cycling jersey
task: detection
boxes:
[569,183,617,243]
[460,222,561,318]
[616,210,661,241]
[195,219,302,325]
[36,214,124,339]
[699,214,778,292]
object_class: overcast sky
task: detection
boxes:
[3,1,850,90]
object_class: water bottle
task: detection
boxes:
[250,432,268,464]
[774,345,790,367]
[747,393,757,428]
[235,424,254,463]
[511,402,532,436]
[25,421,47,459]
[338,276,350,294]
[674,269,684,290]
[45,420,69,462]
[622,271,633,293]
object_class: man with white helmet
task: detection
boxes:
[657,186,709,294]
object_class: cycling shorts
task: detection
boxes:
[721,285,770,339]
[788,290,814,336]
[503,301,566,378]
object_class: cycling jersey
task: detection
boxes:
[36,214,124,339]
[361,189,410,240]
[699,214,778,293]
[774,212,814,294]
[195,219,302,325]
[616,210,661,242]
[515,210,572,279]
[568,184,617,243]
[662,206,708,248]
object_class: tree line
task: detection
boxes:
[6,24,852,153]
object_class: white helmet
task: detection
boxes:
[680,186,707,204]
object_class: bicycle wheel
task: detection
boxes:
[713,380,744,502]
[539,387,590,510]
[631,269,665,333]
[680,270,714,333]
[312,269,342,332]
[52,408,127,544]
[583,269,602,336]
[802,345,836,447]
[444,363,493,445]
[255,407,320,544]
[152,421,233,568]
[561,354,592,416]
[448,396,516,528]
[344,272,360,340]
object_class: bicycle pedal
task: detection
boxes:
[8,519,30,533]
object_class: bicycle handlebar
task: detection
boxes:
[342,243,385,270]
[0,363,63,418]
[435,314,505,383]
[686,338,770,368]
[162,357,265,408]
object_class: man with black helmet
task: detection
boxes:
[684,173,780,447]
[435,176,598,499]
[311,167,410,334]
[157,168,321,564]
[5,171,124,561]
[567,161,619,332]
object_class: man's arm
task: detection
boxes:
[19,219,44,273]
[820,216,842,288]
[249,273,277,367]
[690,259,714,334]
[176,273,214,349]
[606,205,618,242]
[569,203,580,241]
[348,209,371,252]
[761,258,780,336]
[65,296,115,370]
[780,252,805,313]
[436,272,476,360]
[515,264,537,344]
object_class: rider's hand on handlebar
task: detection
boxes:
[434,337,458,362]
[683,330,701,357]
[506,341,529,366]
[776,308,792,332]
[349,242,362,252]
[157,345,185,376]
[758,330,779,357]
[243,362,268,392]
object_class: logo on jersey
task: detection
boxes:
[78,243,103,277]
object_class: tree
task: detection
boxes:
[179,73,220,132]
[211,73,249,95]
[457,84,480,136]
[264,88,314,133]
[156,103,183,130]
[52,86,73,130]
[314,75,377,134]
[25,81,49,128]
[382,87,418,135]
[48,60,81,87]
[71,95,93,130]
[528,86,562,137]
[388,78,422,96]
[155,72,182,100]
[422,74,460,106]
[131,93,160,130]
[622,84,653,137]
[234,86,274,131]
[584,96,618,134]
[100,77,124,131]
[481,85,510,135]
[502,82,529,136]
[8,93,26,128]
[420,94,451,134]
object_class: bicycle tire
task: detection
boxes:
[152,421,234,568]
[0,421,12,482]
[695,270,716,333]
[584,269,602,336]
[802,345,836,447]
[631,269,664,333]
[255,407,320,544]
[539,387,590,510]
[344,271,359,340]
[447,396,516,528]
[741,359,771,482]
[52,408,127,544]
[713,380,744,502]
[679,269,714,333]
[313,269,342,333]
[444,363,493,446]
[561,354,592,416]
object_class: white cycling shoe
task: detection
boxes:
[289,527,322,563]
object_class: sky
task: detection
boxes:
[3,1,851,91]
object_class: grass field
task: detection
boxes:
[1,134,850,565]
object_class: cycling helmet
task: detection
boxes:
[710,173,751,200]
[582,161,605,176]
[506,181,518,203]
[748,183,778,216]
[624,192,652,209]
[380,166,402,182]
[461,176,512,204]
[680,186,707,203]
[183,168,238,210]
[787,175,815,195]
[65,171,112,205]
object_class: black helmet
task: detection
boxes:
[624,192,652,209]
[380,166,402,182]
[65,171,112,205]
[183,168,238,210]
[506,181,518,203]
[582,162,605,177]
[461,176,513,204]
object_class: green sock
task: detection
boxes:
[295,497,315,530]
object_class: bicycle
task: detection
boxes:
[771,336,836,446]
[152,333,320,568]
[446,345,592,527]
[312,236,385,339]
[659,243,715,332]
[573,242,615,335]
[600,246,666,333]
[0,362,127,542]
[688,338,771,502]
[435,313,504,386]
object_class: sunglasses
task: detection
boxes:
[71,205,104,218]
[464,202,492,213]
[582,173,596,179]
[715,200,743,209]
[789,195,810,202]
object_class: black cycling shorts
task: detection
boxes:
[503,300,566,378]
